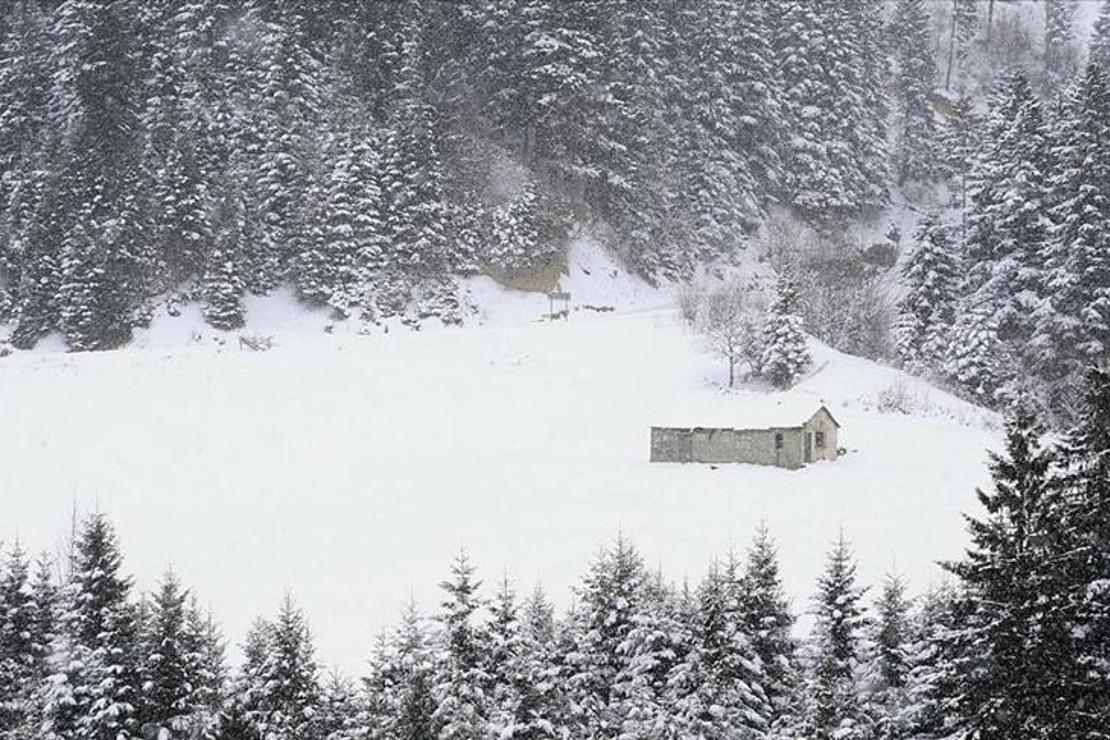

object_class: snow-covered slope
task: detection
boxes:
[2,240,999,672]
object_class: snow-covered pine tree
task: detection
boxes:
[962,71,1053,371]
[392,601,438,740]
[895,214,960,371]
[891,0,939,185]
[317,670,362,740]
[488,179,542,278]
[938,93,982,212]
[760,279,811,389]
[804,534,871,739]
[1092,1,1110,72]
[943,301,1009,405]
[0,541,35,732]
[42,513,140,740]
[566,535,646,737]
[861,573,912,740]
[252,0,323,294]
[251,595,321,740]
[49,0,150,350]
[673,555,771,738]
[485,577,568,738]
[740,524,797,723]
[0,0,54,317]
[432,551,491,739]
[773,0,848,221]
[1053,367,1110,733]
[897,584,959,739]
[139,569,194,737]
[609,578,688,738]
[219,616,272,740]
[1043,0,1079,89]
[1034,64,1110,393]
[942,405,1081,738]
[202,173,247,330]
[181,597,224,739]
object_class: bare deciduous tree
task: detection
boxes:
[686,280,768,387]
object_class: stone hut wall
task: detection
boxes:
[651,426,807,468]
[802,409,839,462]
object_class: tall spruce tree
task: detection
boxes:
[896,214,960,372]
[432,551,491,740]
[42,513,140,740]
[760,279,811,389]
[891,0,939,184]
[942,405,1080,738]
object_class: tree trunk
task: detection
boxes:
[945,0,959,90]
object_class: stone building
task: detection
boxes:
[650,405,840,469]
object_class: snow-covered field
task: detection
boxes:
[1,242,1000,673]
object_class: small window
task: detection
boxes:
[815,432,825,449]
[774,433,784,450]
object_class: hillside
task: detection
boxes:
[2,242,999,672]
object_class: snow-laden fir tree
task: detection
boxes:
[182,597,225,740]
[1092,1,1110,72]
[791,535,871,740]
[391,601,438,740]
[202,174,247,330]
[488,179,542,278]
[432,551,492,739]
[607,576,689,738]
[896,584,960,739]
[760,279,810,390]
[861,573,912,740]
[1053,368,1110,733]
[566,535,646,737]
[942,405,1081,738]
[671,555,771,738]
[1043,0,1079,89]
[943,302,1008,405]
[1034,65,1110,391]
[485,579,567,738]
[938,93,982,211]
[740,524,797,723]
[0,541,37,733]
[42,513,140,740]
[249,595,321,740]
[962,71,1053,364]
[138,569,201,737]
[895,214,960,372]
[891,0,939,185]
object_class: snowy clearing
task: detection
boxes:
[1,243,999,673]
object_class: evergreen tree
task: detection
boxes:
[760,279,811,389]
[863,574,912,740]
[432,551,491,739]
[1092,2,1110,72]
[891,0,939,184]
[251,595,321,740]
[1035,65,1110,390]
[42,513,140,740]
[0,542,35,733]
[805,535,870,740]
[962,71,1053,371]
[1054,368,1110,733]
[740,525,797,721]
[566,536,646,737]
[139,570,195,737]
[942,406,1080,738]
[896,214,960,371]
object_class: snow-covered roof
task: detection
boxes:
[655,396,838,431]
